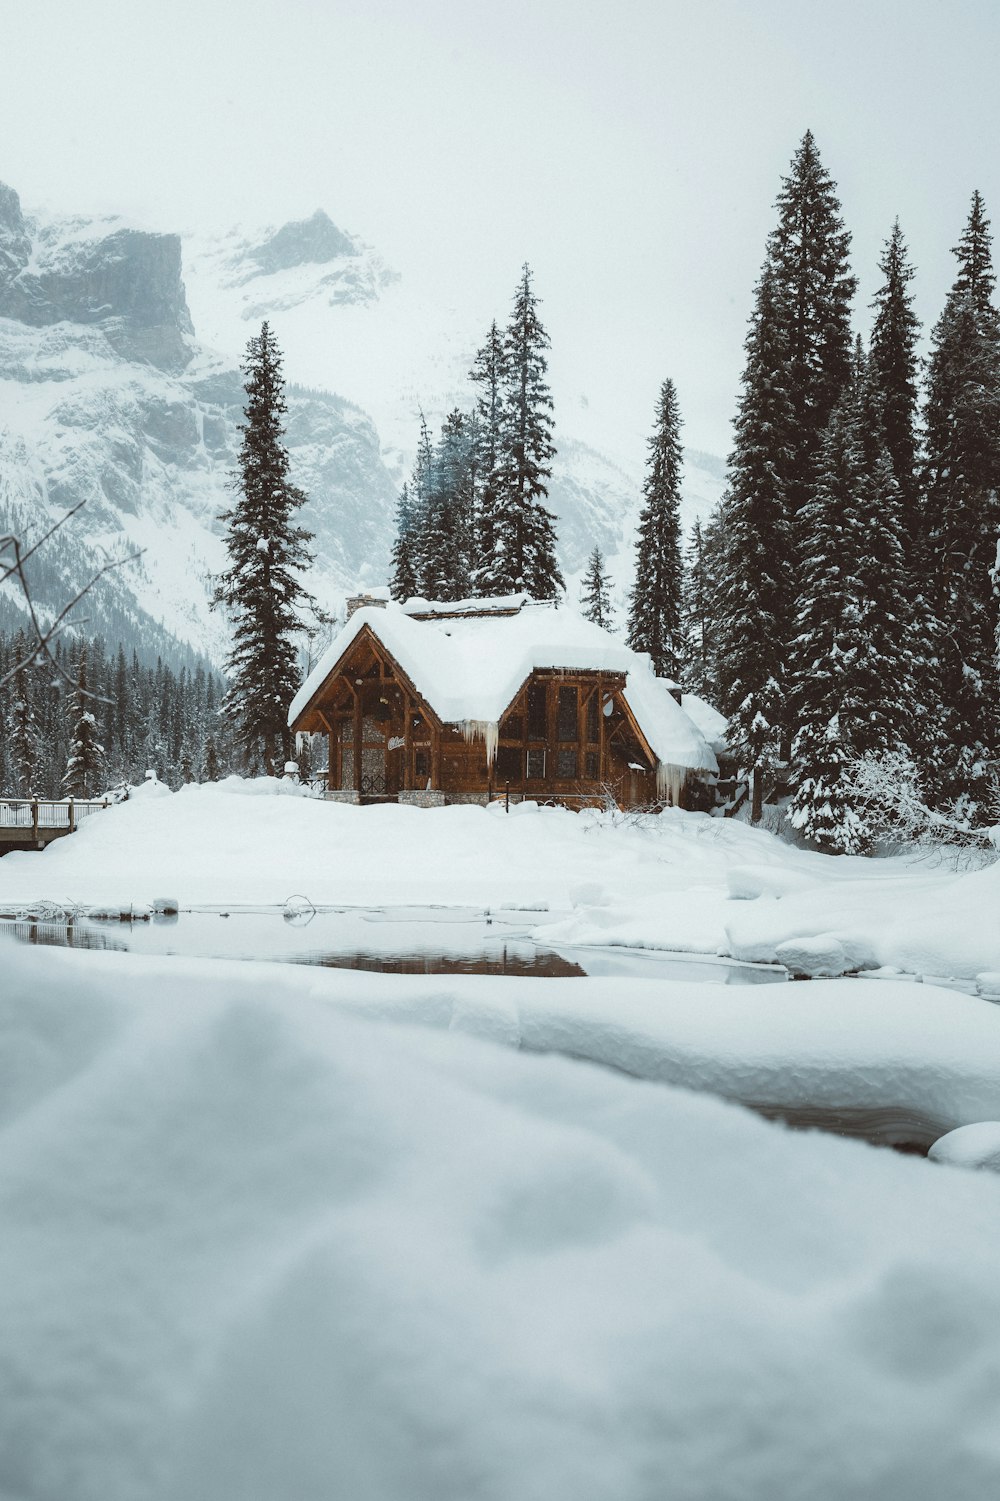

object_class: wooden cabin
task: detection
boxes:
[288,595,719,810]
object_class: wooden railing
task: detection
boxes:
[0,798,111,838]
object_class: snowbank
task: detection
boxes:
[1,784,996,980]
[6,939,1000,1500]
[724,860,1000,980]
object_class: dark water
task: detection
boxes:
[4,912,940,1155]
[0,909,787,985]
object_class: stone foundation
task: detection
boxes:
[324,789,361,804]
[396,790,447,808]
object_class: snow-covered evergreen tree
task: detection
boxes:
[627,379,685,677]
[786,393,869,852]
[418,410,475,600]
[389,483,420,602]
[921,191,1000,813]
[680,517,723,701]
[579,547,614,627]
[212,322,315,775]
[63,648,105,799]
[469,321,507,592]
[203,734,221,782]
[869,220,922,548]
[479,265,562,599]
[787,350,916,851]
[10,658,39,796]
[768,130,857,523]
[716,263,796,812]
[716,131,856,818]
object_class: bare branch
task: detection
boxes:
[0,498,89,586]
[1,505,144,697]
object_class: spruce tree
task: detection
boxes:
[787,351,915,851]
[580,547,614,627]
[389,483,420,602]
[869,220,921,547]
[716,263,796,813]
[627,378,685,677]
[786,393,869,852]
[680,517,723,701]
[768,130,857,522]
[480,265,562,599]
[63,648,105,799]
[469,320,507,592]
[212,322,316,775]
[716,131,856,816]
[10,660,39,797]
[921,191,1000,813]
[418,410,475,600]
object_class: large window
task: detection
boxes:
[556,748,577,779]
[557,686,578,741]
[496,745,521,783]
[526,747,546,779]
[527,682,547,739]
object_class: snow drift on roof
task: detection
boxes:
[290,599,718,776]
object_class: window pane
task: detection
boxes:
[557,686,578,741]
[496,746,521,782]
[557,748,577,779]
[585,751,599,779]
[527,683,547,739]
[415,749,429,779]
[526,747,546,779]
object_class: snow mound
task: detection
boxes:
[6,941,1000,1499]
[929,1123,1000,1172]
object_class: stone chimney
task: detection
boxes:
[346,591,389,620]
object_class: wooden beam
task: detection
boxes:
[431,724,441,790]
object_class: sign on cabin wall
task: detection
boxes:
[387,736,405,751]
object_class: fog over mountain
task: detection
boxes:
[0,183,723,666]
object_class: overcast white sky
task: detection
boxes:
[3,0,999,457]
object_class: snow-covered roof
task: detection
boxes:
[290,597,719,776]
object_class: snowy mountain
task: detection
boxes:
[0,182,724,667]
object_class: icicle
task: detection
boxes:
[460,720,500,766]
[655,763,686,806]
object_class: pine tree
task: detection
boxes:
[787,351,916,851]
[479,265,563,599]
[869,220,921,547]
[203,734,221,781]
[921,191,1000,813]
[212,322,316,775]
[716,263,796,812]
[716,131,856,816]
[63,648,105,799]
[469,320,507,592]
[418,410,475,600]
[680,517,724,701]
[627,379,685,677]
[768,130,857,523]
[10,659,39,796]
[389,482,420,602]
[579,547,614,627]
[786,393,869,852]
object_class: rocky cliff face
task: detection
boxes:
[0,181,724,668]
[0,185,194,371]
[0,184,397,666]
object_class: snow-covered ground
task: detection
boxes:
[5,940,1000,1500]
[2,778,997,981]
[6,780,1000,1497]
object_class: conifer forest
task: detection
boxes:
[4,132,1000,853]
